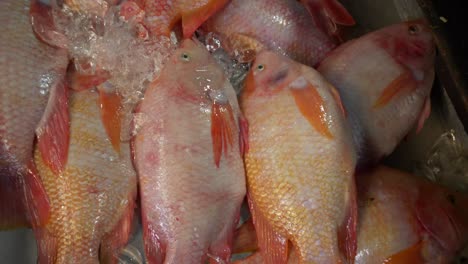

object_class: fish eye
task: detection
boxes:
[180,52,191,62]
[408,24,420,35]
[257,64,265,71]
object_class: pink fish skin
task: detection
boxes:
[0,0,68,229]
[202,0,337,65]
[317,20,435,167]
[356,166,468,263]
[134,39,246,264]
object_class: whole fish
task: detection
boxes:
[125,0,230,38]
[242,50,357,263]
[356,166,468,263]
[0,0,68,229]
[34,89,137,264]
[202,0,352,65]
[317,20,435,167]
[134,39,247,263]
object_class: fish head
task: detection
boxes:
[243,51,301,98]
[168,39,227,99]
[377,20,435,84]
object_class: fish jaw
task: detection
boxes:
[242,51,356,262]
[318,21,435,166]
[203,0,336,66]
[135,39,246,263]
[34,90,137,263]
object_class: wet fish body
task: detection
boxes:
[242,50,357,263]
[0,0,68,229]
[34,89,137,264]
[134,39,246,263]
[318,21,435,167]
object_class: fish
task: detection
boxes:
[317,20,436,168]
[202,0,347,65]
[63,0,120,17]
[133,39,247,263]
[0,0,68,229]
[126,0,230,38]
[232,165,468,264]
[242,50,357,263]
[34,89,137,264]
[355,166,468,263]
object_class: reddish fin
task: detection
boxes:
[239,115,249,158]
[373,71,417,108]
[329,85,347,117]
[382,241,424,263]
[23,162,51,228]
[248,196,288,264]
[142,212,165,264]
[211,101,236,168]
[416,186,464,251]
[98,86,122,153]
[224,33,264,63]
[415,97,431,134]
[30,0,68,49]
[337,174,358,264]
[233,218,258,254]
[36,79,70,175]
[181,0,230,38]
[35,228,58,264]
[289,77,333,139]
[100,192,136,264]
[300,0,355,39]
[69,68,110,91]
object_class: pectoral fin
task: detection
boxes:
[373,71,417,108]
[98,85,122,153]
[289,77,333,139]
[382,241,424,263]
[211,101,236,168]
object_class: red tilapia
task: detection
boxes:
[242,50,357,263]
[203,0,352,65]
[34,89,137,264]
[0,0,68,229]
[125,0,229,38]
[317,20,435,167]
[356,166,468,263]
[134,39,247,263]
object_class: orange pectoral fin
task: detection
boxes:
[98,85,122,153]
[248,195,288,264]
[211,100,236,168]
[382,241,424,264]
[415,97,431,134]
[329,85,347,117]
[181,0,230,38]
[373,71,417,108]
[36,79,70,175]
[337,174,358,264]
[289,78,333,139]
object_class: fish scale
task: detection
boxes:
[242,51,356,263]
[0,0,68,229]
[34,90,137,264]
